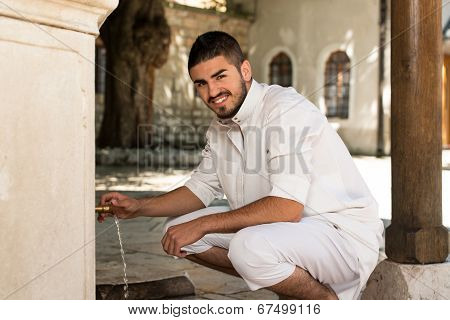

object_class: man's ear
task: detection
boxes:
[240,60,252,82]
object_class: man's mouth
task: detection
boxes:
[210,94,229,105]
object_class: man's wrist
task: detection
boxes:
[135,197,153,217]
[199,214,220,234]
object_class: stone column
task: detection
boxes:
[0,0,117,299]
[386,0,448,264]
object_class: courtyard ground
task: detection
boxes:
[95,151,450,299]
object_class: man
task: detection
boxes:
[98,31,384,300]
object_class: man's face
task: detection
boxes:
[189,56,252,119]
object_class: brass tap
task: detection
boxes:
[95,205,112,213]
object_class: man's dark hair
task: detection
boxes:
[188,31,244,72]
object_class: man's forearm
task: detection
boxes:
[200,196,303,234]
[137,186,206,217]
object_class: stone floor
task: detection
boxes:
[95,152,450,299]
[95,191,277,299]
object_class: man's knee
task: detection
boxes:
[227,227,298,290]
[228,228,278,277]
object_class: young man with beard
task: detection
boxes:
[98,31,383,300]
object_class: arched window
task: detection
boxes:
[269,52,293,87]
[324,51,350,118]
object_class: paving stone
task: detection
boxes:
[95,159,450,300]
[228,290,279,300]
[95,210,256,299]
[201,293,235,300]
[184,266,251,295]
[96,276,195,300]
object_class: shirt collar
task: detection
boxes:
[216,79,264,127]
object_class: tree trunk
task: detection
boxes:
[97,0,170,148]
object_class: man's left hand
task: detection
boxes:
[161,218,207,258]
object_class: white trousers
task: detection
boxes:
[163,206,361,299]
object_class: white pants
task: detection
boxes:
[163,206,361,299]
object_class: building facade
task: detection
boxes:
[153,0,390,155]
[248,0,390,155]
[96,0,450,157]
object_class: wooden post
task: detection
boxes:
[387,0,448,263]
[376,0,387,157]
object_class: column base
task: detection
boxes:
[361,259,450,299]
[386,225,448,263]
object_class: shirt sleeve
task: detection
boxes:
[184,129,224,207]
[265,98,326,205]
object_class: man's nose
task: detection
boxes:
[208,82,221,99]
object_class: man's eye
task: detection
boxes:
[196,82,205,87]
[217,75,225,80]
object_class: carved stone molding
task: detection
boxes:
[0,0,118,35]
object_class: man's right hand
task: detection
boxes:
[97,192,142,223]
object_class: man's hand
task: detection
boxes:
[97,191,142,223]
[161,218,208,258]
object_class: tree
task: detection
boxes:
[97,0,171,148]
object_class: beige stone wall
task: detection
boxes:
[249,0,389,155]
[97,1,391,155]
[152,5,252,132]
[0,0,117,299]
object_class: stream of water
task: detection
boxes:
[114,216,129,299]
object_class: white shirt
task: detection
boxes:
[185,79,384,298]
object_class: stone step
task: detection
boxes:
[96,275,195,300]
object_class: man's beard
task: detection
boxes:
[214,79,248,120]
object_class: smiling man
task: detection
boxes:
[98,31,384,300]
[191,58,248,119]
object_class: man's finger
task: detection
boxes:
[162,234,169,254]
[110,206,120,217]
[100,192,122,205]
[174,243,183,257]
[111,206,128,219]
[168,238,176,256]
[111,198,130,209]
[161,233,167,248]
[100,193,113,205]
[97,212,111,223]
[165,240,171,255]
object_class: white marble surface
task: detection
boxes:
[362,259,450,300]
[0,0,117,299]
